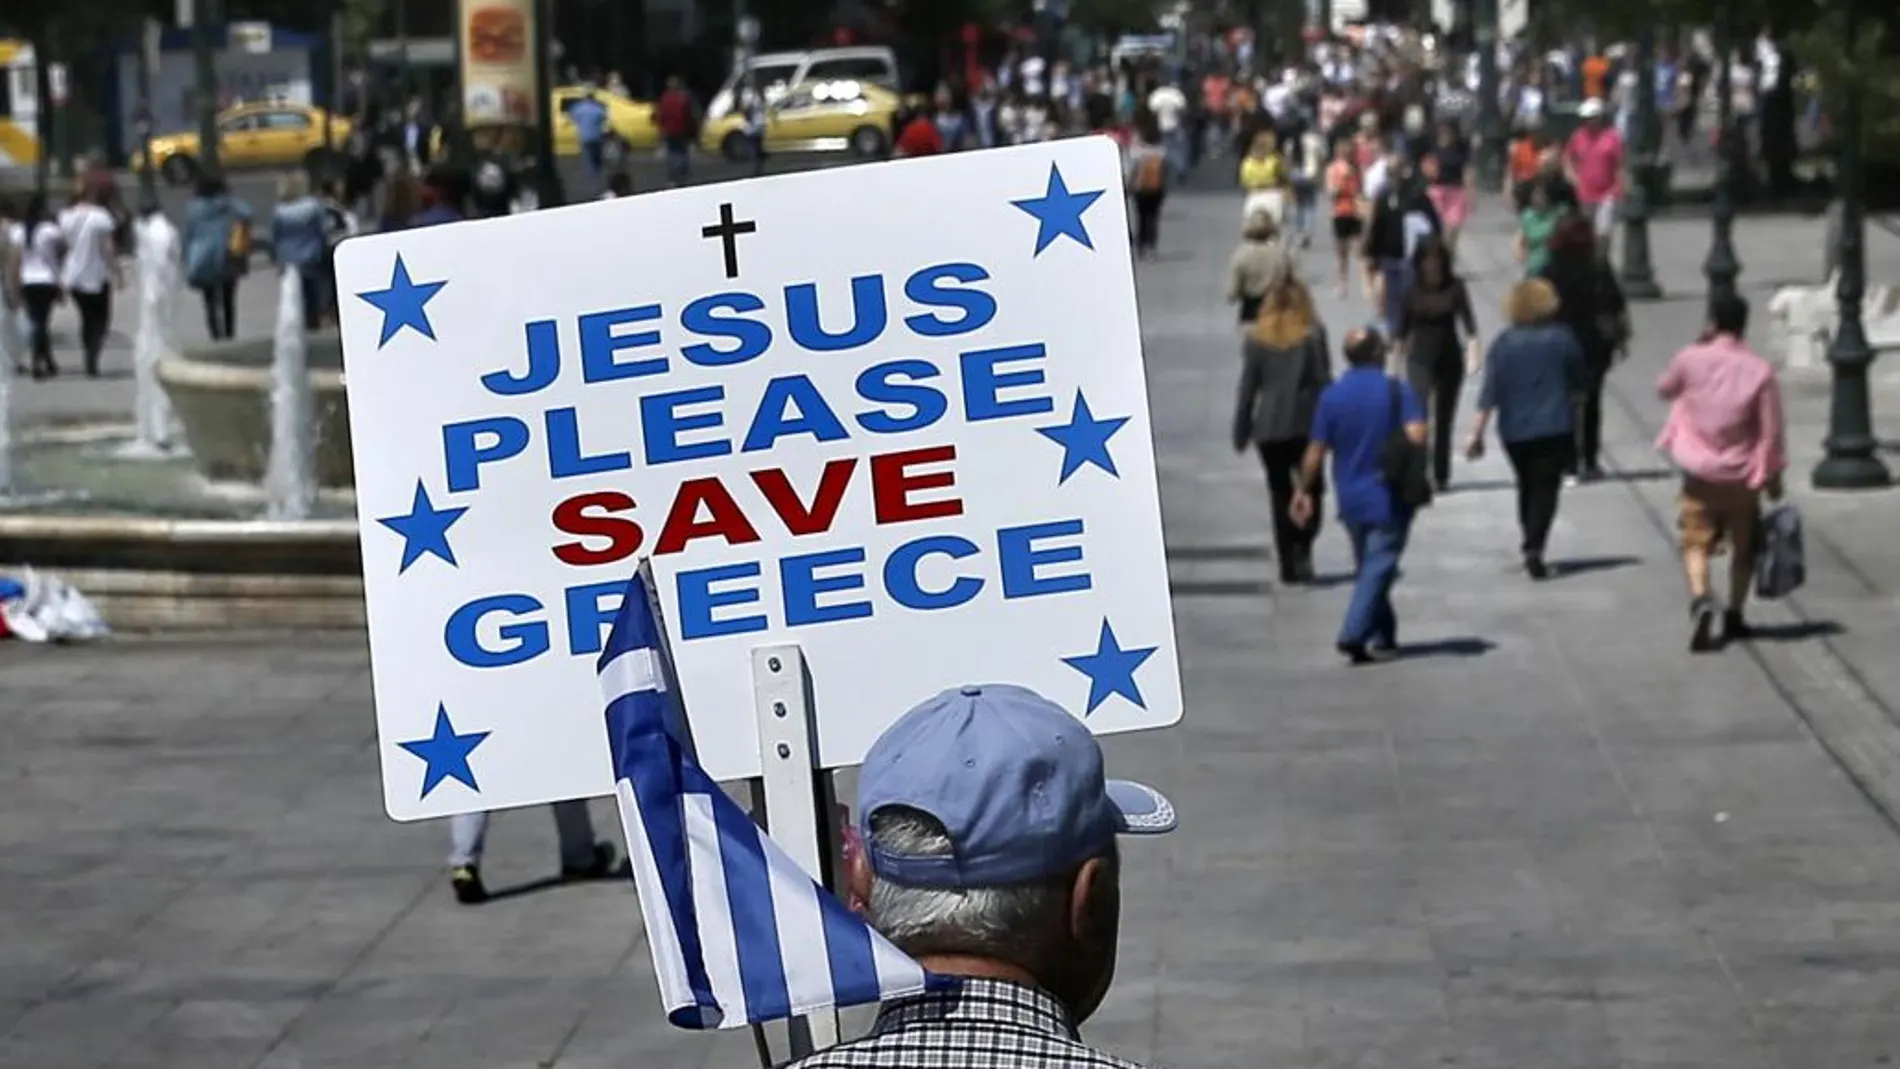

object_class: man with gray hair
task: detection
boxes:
[786,683,1175,1068]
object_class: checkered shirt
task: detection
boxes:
[779,977,1150,1069]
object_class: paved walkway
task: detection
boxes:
[7,184,1900,1069]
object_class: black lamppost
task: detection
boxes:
[1618,24,1662,299]
[1812,0,1890,490]
[529,0,564,206]
[1472,0,1503,190]
[192,0,223,177]
[133,19,161,216]
[1702,8,1740,316]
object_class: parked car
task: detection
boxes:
[699,79,897,161]
[704,45,900,122]
[136,103,351,185]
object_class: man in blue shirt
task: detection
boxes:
[1291,328,1427,663]
[569,90,611,185]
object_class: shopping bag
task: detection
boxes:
[1754,504,1805,600]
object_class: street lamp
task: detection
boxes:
[133,19,161,216]
[1617,24,1661,299]
[1472,0,1503,191]
[191,0,223,177]
[529,0,564,206]
[1812,0,1890,490]
[1702,8,1740,316]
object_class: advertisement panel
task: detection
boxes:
[458,0,537,125]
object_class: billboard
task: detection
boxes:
[458,0,538,125]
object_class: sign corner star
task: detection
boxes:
[1011,162,1107,256]
[357,253,448,348]
[1062,619,1159,715]
[397,704,491,798]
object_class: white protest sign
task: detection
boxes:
[335,137,1182,821]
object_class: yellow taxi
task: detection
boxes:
[137,102,351,185]
[551,86,660,158]
[699,79,898,161]
[449,87,660,162]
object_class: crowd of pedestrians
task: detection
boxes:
[1213,20,1788,669]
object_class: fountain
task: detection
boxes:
[0,249,361,629]
[263,268,316,521]
[128,211,182,456]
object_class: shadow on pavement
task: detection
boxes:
[1447,469,1675,495]
[1170,578,1272,597]
[482,861,633,904]
[1596,467,1678,484]
[1740,619,1846,643]
[1548,554,1643,579]
[1167,543,1269,561]
[1390,636,1495,660]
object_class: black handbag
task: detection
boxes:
[1380,378,1434,508]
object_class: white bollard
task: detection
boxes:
[263,267,316,521]
[131,212,183,454]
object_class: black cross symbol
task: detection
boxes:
[700,202,758,280]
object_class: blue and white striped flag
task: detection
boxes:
[597,572,934,1030]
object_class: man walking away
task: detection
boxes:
[1291,328,1429,664]
[570,90,611,189]
[1656,294,1786,651]
[656,76,697,185]
[786,683,1174,1069]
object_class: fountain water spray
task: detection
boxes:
[129,212,182,455]
[263,268,316,521]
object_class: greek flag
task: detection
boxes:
[597,573,933,1030]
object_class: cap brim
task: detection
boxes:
[1106,779,1177,835]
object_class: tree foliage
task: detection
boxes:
[1517,0,1900,158]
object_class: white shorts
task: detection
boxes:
[1589,198,1619,237]
[1243,189,1287,224]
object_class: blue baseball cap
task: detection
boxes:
[857,684,1176,889]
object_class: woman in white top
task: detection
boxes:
[60,184,121,377]
[11,193,64,379]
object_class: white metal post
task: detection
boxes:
[750,644,841,1062]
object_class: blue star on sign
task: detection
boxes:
[1011,163,1106,255]
[356,254,448,347]
[1062,619,1159,715]
[376,481,469,573]
[398,704,491,798]
[1036,391,1131,483]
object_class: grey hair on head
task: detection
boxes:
[864,806,1076,970]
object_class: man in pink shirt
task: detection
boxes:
[1656,294,1787,651]
[1563,98,1624,256]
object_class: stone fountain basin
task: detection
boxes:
[0,516,363,629]
[0,331,364,629]
[157,331,355,488]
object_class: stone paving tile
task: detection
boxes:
[7,189,1900,1069]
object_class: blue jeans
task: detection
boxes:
[1164,127,1189,177]
[1380,259,1412,339]
[1340,518,1409,649]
